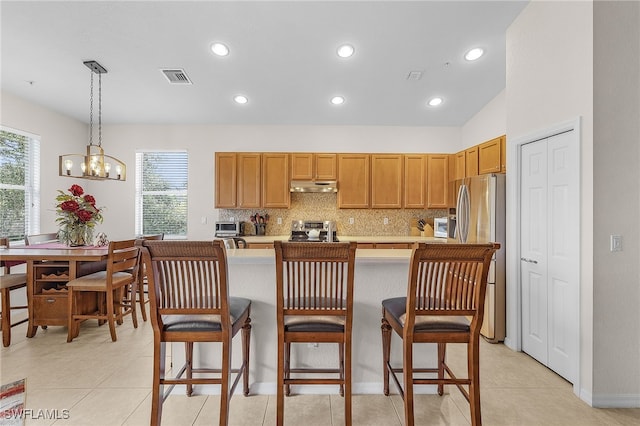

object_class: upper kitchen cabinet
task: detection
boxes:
[465,146,479,177]
[262,153,290,208]
[500,136,506,173]
[215,153,237,208]
[478,135,505,174]
[404,154,426,208]
[237,153,262,208]
[290,153,337,180]
[371,154,403,208]
[454,151,466,180]
[338,154,370,208]
[426,154,449,209]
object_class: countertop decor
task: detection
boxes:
[55,184,103,246]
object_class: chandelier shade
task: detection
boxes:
[59,60,126,181]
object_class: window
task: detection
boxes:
[135,151,188,238]
[0,127,40,242]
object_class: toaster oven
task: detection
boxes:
[215,221,241,237]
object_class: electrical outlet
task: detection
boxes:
[610,235,622,252]
[229,217,234,222]
[277,217,282,225]
[383,217,389,225]
[349,218,354,225]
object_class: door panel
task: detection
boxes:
[521,140,548,364]
[520,130,578,384]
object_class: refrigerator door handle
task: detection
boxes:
[456,183,470,243]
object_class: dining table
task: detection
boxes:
[0,243,109,338]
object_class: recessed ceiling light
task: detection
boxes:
[336,44,355,58]
[234,95,248,104]
[464,47,484,61]
[211,42,229,57]
[428,97,443,107]
[330,96,345,105]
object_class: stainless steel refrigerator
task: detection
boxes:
[455,173,506,343]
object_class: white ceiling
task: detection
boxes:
[1,1,528,127]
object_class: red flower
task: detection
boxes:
[69,184,84,197]
[76,209,93,222]
[60,200,79,212]
[83,194,96,206]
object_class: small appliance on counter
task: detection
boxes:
[215,221,241,237]
[289,220,338,242]
[433,217,449,238]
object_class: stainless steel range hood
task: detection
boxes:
[290,180,338,193]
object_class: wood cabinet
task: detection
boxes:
[246,243,274,249]
[237,153,261,208]
[426,154,449,209]
[404,154,426,208]
[500,136,506,173]
[338,154,370,208]
[478,135,504,174]
[262,153,290,208]
[357,242,413,249]
[465,146,479,177]
[290,153,337,180]
[215,153,237,208]
[371,154,403,208]
[454,151,466,180]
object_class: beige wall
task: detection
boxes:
[461,89,507,150]
[593,0,640,404]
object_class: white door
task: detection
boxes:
[520,130,579,383]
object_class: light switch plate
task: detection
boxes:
[610,235,622,252]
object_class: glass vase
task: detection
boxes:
[61,224,92,247]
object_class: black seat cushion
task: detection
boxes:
[162,297,251,332]
[283,297,346,332]
[382,297,470,332]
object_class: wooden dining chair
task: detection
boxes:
[66,239,140,342]
[140,240,252,426]
[25,232,59,245]
[381,243,499,426]
[273,241,357,426]
[132,233,164,322]
[0,237,28,347]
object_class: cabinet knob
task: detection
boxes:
[46,298,56,303]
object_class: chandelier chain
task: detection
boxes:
[98,73,102,147]
[89,71,94,146]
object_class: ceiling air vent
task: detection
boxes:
[160,69,193,84]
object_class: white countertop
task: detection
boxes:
[239,235,449,244]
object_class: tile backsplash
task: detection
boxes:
[219,193,447,236]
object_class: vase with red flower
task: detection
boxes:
[55,184,104,247]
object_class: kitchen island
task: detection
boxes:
[172,246,445,395]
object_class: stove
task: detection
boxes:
[288,220,338,243]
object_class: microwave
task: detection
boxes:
[215,221,241,237]
[433,217,449,238]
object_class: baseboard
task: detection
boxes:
[590,392,640,408]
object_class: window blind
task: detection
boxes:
[135,151,188,238]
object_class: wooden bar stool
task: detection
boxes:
[273,241,357,426]
[140,240,252,426]
[381,243,499,426]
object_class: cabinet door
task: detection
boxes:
[426,154,449,209]
[478,136,502,174]
[315,153,337,180]
[447,154,458,208]
[215,152,237,208]
[338,154,370,208]
[290,153,314,180]
[371,154,402,208]
[465,146,479,177]
[263,153,290,208]
[500,136,506,173]
[454,151,466,180]
[237,153,261,208]
[403,154,426,208]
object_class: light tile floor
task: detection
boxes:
[2,317,639,425]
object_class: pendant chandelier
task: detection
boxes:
[59,60,126,181]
